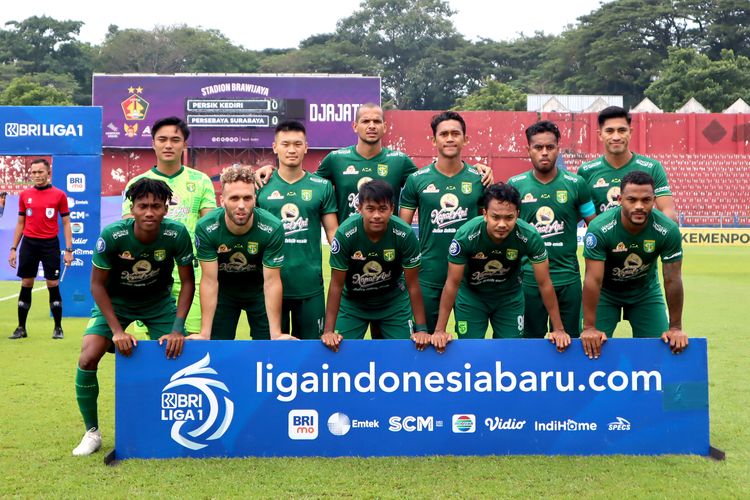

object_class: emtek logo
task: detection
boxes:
[4,123,83,137]
[452,414,476,433]
[288,410,318,440]
[67,174,86,192]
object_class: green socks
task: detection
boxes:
[75,367,99,431]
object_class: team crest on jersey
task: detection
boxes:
[613,242,627,253]
[457,321,468,335]
[45,208,55,218]
[267,190,284,200]
[119,251,134,260]
[594,178,609,188]
[461,182,472,195]
[383,249,395,262]
[217,244,230,253]
[377,164,388,177]
[247,242,258,254]
[644,240,656,253]
[301,190,312,201]
[154,249,166,261]
[352,251,365,260]
[522,193,537,203]
[343,165,359,175]
[423,184,440,193]
[556,191,568,203]
[186,182,196,193]
[506,249,518,260]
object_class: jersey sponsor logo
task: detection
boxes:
[651,221,668,236]
[603,186,621,213]
[330,238,341,254]
[635,158,654,168]
[301,190,312,201]
[257,222,274,234]
[612,253,650,280]
[112,229,129,239]
[392,227,406,238]
[247,242,258,254]
[643,240,655,253]
[471,260,510,282]
[154,249,167,261]
[119,251,134,260]
[601,219,617,233]
[423,184,440,193]
[556,191,568,203]
[613,242,627,253]
[654,185,670,194]
[665,250,682,260]
[383,249,395,262]
[534,206,565,238]
[506,249,518,260]
[472,252,486,259]
[45,208,55,218]
[217,244,230,253]
[343,165,359,175]
[267,190,284,200]
[123,260,160,283]
[352,251,365,260]
[163,229,178,238]
[167,195,191,221]
[461,182,472,195]
[352,261,392,289]
[286,191,297,197]
[431,194,469,228]
[377,164,388,177]
[220,252,252,272]
[449,239,461,256]
[584,233,598,249]
[96,238,106,253]
[594,178,609,188]
[281,203,309,236]
[161,353,234,450]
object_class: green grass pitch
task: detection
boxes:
[0,246,748,497]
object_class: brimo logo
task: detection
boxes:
[161,353,234,450]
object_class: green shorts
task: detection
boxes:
[596,281,668,338]
[454,285,524,339]
[211,292,269,340]
[134,267,201,335]
[336,288,413,340]
[283,290,325,340]
[421,283,445,334]
[522,281,582,338]
[85,295,178,340]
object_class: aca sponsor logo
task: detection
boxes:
[388,415,443,432]
[288,409,318,440]
[452,414,476,433]
[161,353,234,450]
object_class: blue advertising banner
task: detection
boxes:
[115,339,710,459]
[0,106,101,155]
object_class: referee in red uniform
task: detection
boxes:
[8,159,73,340]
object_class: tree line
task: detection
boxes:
[1,0,748,112]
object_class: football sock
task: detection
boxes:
[75,367,99,431]
[17,286,32,328]
[48,286,62,329]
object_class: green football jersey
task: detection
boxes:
[583,207,682,293]
[93,218,194,303]
[399,162,484,288]
[577,153,672,215]
[316,146,417,222]
[448,216,547,295]
[194,207,284,298]
[122,165,217,236]
[257,171,337,299]
[329,214,421,304]
[507,169,595,286]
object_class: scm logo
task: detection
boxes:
[288,409,318,440]
[388,416,440,432]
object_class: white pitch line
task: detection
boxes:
[0,286,47,302]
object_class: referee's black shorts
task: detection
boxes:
[17,236,61,281]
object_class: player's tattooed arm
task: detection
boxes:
[432,263,463,353]
[661,260,688,353]
[581,259,607,359]
[91,267,137,356]
[532,259,570,353]
[321,269,346,352]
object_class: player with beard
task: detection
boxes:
[431,183,569,353]
[192,166,293,340]
[508,120,596,339]
[73,178,195,456]
[581,171,686,359]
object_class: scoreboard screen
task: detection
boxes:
[93,74,380,149]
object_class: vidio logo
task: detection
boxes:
[161,353,234,450]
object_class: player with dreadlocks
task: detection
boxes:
[72,177,196,456]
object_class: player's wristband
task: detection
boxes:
[65,247,73,252]
[10,246,16,251]
[172,316,186,335]
[413,324,428,333]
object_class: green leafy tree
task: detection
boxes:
[453,80,526,111]
[259,39,374,74]
[0,76,72,105]
[645,47,750,111]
